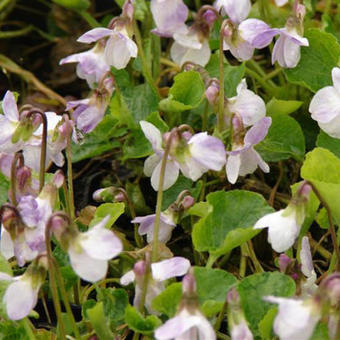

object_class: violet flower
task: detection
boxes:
[60,41,109,89]
[300,236,317,295]
[132,211,176,243]
[67,215,122,283]
[120,257,190,314]
[150,0,188,38]
[309,67,340,138]
[226,116,271,184]
[215,0,251,24]
[140,121,226,191]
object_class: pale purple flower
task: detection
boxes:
[275,0,289,6]
[60,41,109,89]
[264,296,321,340]
[215,0,251,24]
[155,272,216,340]
[0,91,23,153]
[68,215,122,282]
[271,27,309,68]
[309,67,340,138]
[227,79,266,127]
[170,29,211,67]
[231,322,253,340]
[77,23,137,70]
[120,257,190,314]
[140,121,226,191]
[67,76,114,133]
[0,272,41,320]
[132,212,176,243]
[151,0,188,38]
[226,117,271,184]
[223,19,277,61]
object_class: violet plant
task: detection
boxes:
[1,0,340,339]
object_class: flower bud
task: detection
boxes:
[278,254,292,273]
[53,170,65,188]
[202,9,217,26]
[182,270,196,295]
[114,192,126,202]
[16,166,32,192]
[92,186,116,202]
[205,79,219,106]
[180,195,195,210]
[320,273,340,305]
[134,260,147,277]
[122,0,134,21]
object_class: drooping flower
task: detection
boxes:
[60,41,109,89]
[270,4,309,68]
[154,271,216,340]
[0,257,47,320]
[132,211,176,243]
[264,296,321,340]
[67,215,123,283]
[77,0,137,70]
[121,257,190,314]
[300,236,317,295]
[309,67,340,138]
[140,121,226,191]
[227,79,266,127]
[226,116,271,184]
[150,0,188,37]
[66,76,114,133]
[254,182,311,252]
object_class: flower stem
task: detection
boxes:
[66,132,75,220]
[214,299,228,331]
[79,11,100,28]
[22,318,36,340]
[10,152,24,206]
[245,67,276,97]
[45,216,67,340]
[151,131,174,263]
[206,254,218,268]
[218,21,227,133]
[308,181,340,271]
[133,19,159,98]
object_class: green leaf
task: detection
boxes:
[285,28,340,92]
[87,302,114,340]
[159,71,205,112]
[71,115,124,163]
[162,176,193,210]
[301,147,340,225]
[0,253,12,276]
[0,173,9,206]
[310,322,330,340]
[238,272,296,338]
[122,128,152,160]
[146,111,169,133]
[125,305,162,335]
[192,190,273,256]
[258,308,277,340]
[316,208,329,230]
[205,51,245,97]
[52,0,90,11]
[266,98,303,116]
[194,267,237,317]
[134,0,148,21]
[89,203,125,228]
[152,282,182,317]
[256,114,305,162]
[99,288,129,327]
[0,320,27,340]
[316,130,340,159]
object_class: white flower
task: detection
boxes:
[120,257,190,314]
[215,0,251,24]
[300,236,317,295]
[227,79,266,127]
[68,216,122,282]
[264,296,321,340]
[309,67,340,138]
[254,208,302,253]
[231,321,253,340]
[275,0,289,7]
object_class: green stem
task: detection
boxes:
[0,25,33,39]
[214,300,228,331]
[202,100,209,132]
[247,241,264,273]
[245,67,276,97]
[133,20,159,98]
[66,133,75,220]
[53,259,81,340]
[138,260,151,315]
[218,23,226,133]
[247,59,277,88]
[10,152,24,206]
[194,0,201,10]
[206,254,218,268]
[151,131,174,263]
[45,218,67,339]
[239,244,247,278]
[263,67,283,81]
[325,0,332,15]
[22,318,36,340]
[79,11,100,28]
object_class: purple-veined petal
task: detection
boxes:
[309,86,340,124]
[77,27,113,43]
[244,117,272,146]
[151,159,179,191]
[272,35,285,67]
[2,91,19,122]
[4,280,38,320]
[68,244,108,282]
[283,35,302,68]
[151,257,190,281]
[226,153,241,184]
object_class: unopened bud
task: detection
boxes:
[182,270,196,295]
[202,9,217,26]
[114,192,126,202]
[122,0,134,21]
[17,166,32,192]
[227,287,240,305]
[53,170,65,189]
[181,195,195,210]
[49,214,69,241]
[321,273,340,305]
[278,254,292,273]
[206,80,219,106]
[296,4,306,21]
[92,187,116,202]
[134,260,147,277]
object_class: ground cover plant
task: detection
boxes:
[1,0,340,339]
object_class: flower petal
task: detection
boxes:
[77,28,112,43]
[2,91,19,122]
[226,153,241,184]
[120,270,135,285]
[151,257,190,281]
[140,121,163,152]
[151,160,179,191]
[244,117,272,146]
